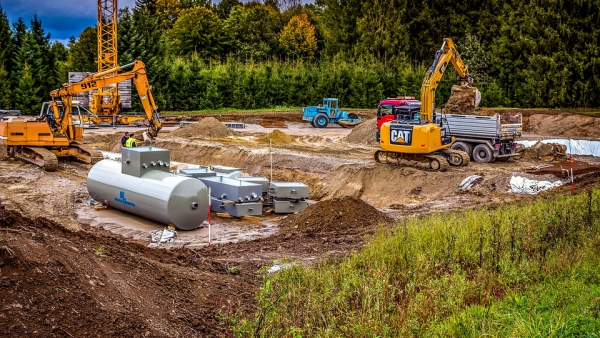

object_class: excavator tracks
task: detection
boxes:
[439,148,470,166]
[12,147,59,172]
[71,143,104,164]
[374,150,449,172]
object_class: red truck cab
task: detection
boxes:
[376,97,421,130]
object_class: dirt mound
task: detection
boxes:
[345,118,378,146]
[0,208,260,337]
[519,141,568,161]
[170,117,234,139]
[444,85,484,115]
[279,197,392,234]
[256,129,295,144]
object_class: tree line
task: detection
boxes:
[0,0,598,114]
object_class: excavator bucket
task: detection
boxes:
[444,85,481,115]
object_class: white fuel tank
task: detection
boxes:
[87,159,209,230]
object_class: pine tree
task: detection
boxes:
[0,65,11,109]
[14,62,39,114]
[0,4,12,69]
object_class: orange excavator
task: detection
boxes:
[0,60,161,171]
[375,38,473,171]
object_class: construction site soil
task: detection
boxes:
[1,108,600,337]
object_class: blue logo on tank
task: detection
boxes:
[114,191,136,207]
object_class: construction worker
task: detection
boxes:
[125,133,137,147]
[121,132,130,147]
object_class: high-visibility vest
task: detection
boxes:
[125,137,137,147]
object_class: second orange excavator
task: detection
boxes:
[0,60,162,171]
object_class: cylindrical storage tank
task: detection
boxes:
[87,160,209,230]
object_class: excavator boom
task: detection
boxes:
[420,38,473,122]
[51,60,162,139]
[0,60,160,171]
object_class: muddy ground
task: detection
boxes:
[1,109,600,337]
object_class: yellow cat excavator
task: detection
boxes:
[0,60,161,171]
[375,38,473,171]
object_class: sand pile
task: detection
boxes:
[345,118,378,146]
[170,117,234,139]
[444,85,487,115]
[256,129,295,145]
[279,197,392,234]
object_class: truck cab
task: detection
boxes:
[376,97,421,130]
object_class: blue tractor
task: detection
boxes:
[302,98,361,128]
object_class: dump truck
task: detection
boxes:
[441,113,523,163]
[302,98,361,128]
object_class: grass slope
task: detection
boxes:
[230,187,600,337]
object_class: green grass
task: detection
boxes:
[229,188,600,337]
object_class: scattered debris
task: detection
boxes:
[266,263,293,274]
[459,175,484,190]
[509,176,562,194]
[148,228,178,248]
[259,120,288,128]
[525,160,600,178]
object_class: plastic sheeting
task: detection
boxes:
[509,176,562,195]
[517,139,600,157]
[459,175,483,190]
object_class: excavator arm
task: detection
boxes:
[420,38,473,123]
[49,60,162,139]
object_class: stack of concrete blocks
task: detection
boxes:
[268,182,309,213]
[180,167,263,217]
[179,166,309,217]
[237,177,309,214]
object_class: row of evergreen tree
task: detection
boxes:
[0,0,598,114]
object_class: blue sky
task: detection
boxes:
[1,0,136,45]
[1,0,314,47]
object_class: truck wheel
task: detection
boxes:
[348,113,358,120]
[314,113,329,128]
[451,142,473,158]
[472,144,493,163]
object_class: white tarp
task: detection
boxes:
[516,139,600,157]
[459,175,483,190]
[509,176,562,195]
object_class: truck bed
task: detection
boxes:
[443,113,522,140]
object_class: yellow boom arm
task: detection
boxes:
[49,60,162,138]
[420,38,473,122]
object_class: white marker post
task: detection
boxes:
[208,186,212,246]
[270,139,273,182]
[569,139,574,193]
